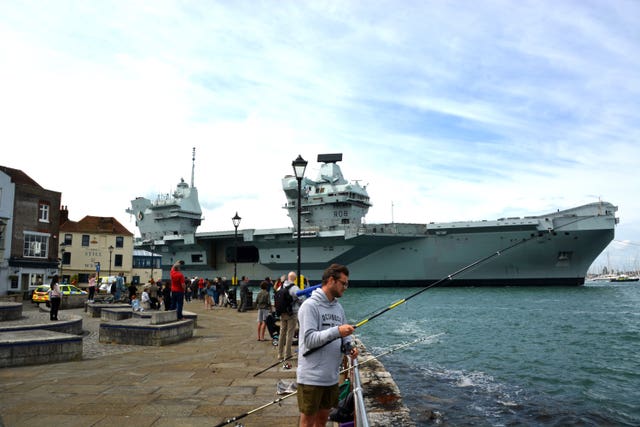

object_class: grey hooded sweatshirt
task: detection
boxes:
[296,288,353,386]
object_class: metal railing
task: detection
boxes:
[349,356,370,427]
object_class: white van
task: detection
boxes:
[98,276,117,293]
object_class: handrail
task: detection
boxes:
[351,357,369,427]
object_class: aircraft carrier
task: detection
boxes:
[127,151,617,286]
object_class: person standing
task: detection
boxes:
[185,278,193,303]
[296,263,358,427]
[212,277,220,306]
[264,276,273,296]
[127,280,137,304]
[277,271,301,367]
[161,281,172,311]
[115,272,124,302]
[170,260,186,319]
[273,275,285,293]
[205,281,214,310]
[48,275,62,321]
[255,281,270,341]
[237,276,250,312]
[87,273,96,302]
[149,280,159,309]
[198,277,205,300]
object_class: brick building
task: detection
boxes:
[0,166,62,297]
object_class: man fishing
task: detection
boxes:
[296,263,359,427]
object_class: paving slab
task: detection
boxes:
[0,302,300,427]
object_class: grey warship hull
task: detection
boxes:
[196,204,616,287]
[129,153,617,286]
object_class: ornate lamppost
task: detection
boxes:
[292,155,308,285]
[59,244,66,283]
[232,212,241,285]
[108,245,114,279]
[150,243,155,283]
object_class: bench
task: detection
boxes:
[85,302,131,318]
[151,310,177,324]
[99,318,195,346]
[151,310,197,326]
[0,330,82,368]
[0,302,22,321]
[101,308,134,321]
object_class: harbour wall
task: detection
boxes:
[356,339,416,426]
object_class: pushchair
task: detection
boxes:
[226,288,238,309]
[266,313,280,346]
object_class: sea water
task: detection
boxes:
[340,282,640,426]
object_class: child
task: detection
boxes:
[131,294,141,311]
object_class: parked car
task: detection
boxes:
[31,286,50,305]
[31,284,88,305]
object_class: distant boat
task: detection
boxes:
[609,275,639,282]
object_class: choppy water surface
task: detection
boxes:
[340,283,640,426]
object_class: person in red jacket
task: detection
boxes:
[170,260,186,319]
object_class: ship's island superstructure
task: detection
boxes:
[128,152,618,287]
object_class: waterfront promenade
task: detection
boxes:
[0,300,301,427]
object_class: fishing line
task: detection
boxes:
[216,333,444,427]
[304,214,597,357]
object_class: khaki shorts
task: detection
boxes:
[297,383,339,415]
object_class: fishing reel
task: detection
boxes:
[341,341,356,354]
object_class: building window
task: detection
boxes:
[38,202,50,223]
[62,251,71,265]
[64,234,73,245]
[191,254,203,263]
[115,254,123,267]
[82,235,90,246]
[24,232,49,258]
[116,236,124,248]
[29,273,45,288]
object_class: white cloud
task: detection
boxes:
[0,0,638,270]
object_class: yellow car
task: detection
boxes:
[31,286,50,305]
[31,285,87,305]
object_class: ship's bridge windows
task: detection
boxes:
[191,254,203,263]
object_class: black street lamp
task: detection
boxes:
[232,212,241,285]
[59,244,66,283]
[292,154,308,286]
[150,243,156,283]
[108,245,114,279]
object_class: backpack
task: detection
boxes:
[329,391,354,422]
[274,283,294,316]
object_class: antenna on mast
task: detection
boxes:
[191,147,196,188]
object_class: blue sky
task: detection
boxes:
[1,1,638,272]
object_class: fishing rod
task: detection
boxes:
[253,353,296,377]
[304,215,595,357]
[252,287,322,377]
[215,333,444,427]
